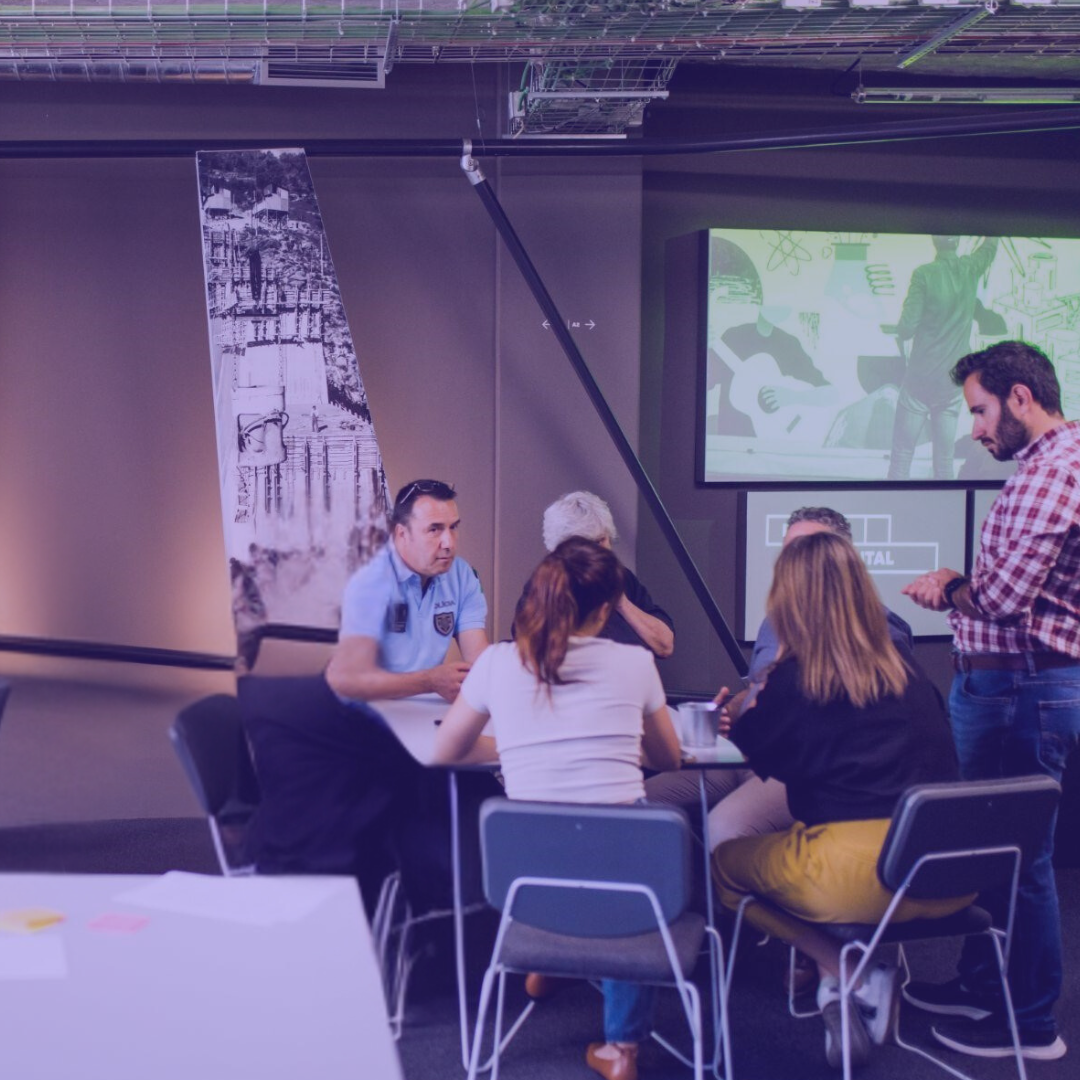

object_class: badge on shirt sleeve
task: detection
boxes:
[434,612,454,636]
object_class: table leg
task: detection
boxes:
[699,771,715,932]
[450,770,472,1070]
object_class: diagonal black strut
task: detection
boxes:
[461,146,748,679]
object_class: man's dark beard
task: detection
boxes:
[989,405,1029,461]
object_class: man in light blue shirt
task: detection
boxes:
[327,479,489,703]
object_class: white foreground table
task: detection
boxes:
[0,872,403,1080]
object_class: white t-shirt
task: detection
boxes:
[459,636,666,805]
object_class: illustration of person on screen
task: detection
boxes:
[707,236,838,444]
[884,235,999,480]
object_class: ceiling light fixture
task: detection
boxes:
[854,85,1080,104]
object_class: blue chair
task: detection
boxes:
[725,775,1061,1080]
[469,798,731,1080]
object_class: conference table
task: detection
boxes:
[0,872,403,1080]
[371,693,746,1073]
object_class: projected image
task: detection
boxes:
[702,229,1080,484]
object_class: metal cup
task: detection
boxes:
[679,702,720,748]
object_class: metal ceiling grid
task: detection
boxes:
[1,3,1079,65]
[3,2,1080,134]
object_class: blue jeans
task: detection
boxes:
[887,385,961,480]
[603,981,656,1043]
[949,662,1080,1034]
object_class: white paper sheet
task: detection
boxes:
[0,936,68,980]
[113,872,345,927]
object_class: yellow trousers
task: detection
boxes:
[712,818,973,944]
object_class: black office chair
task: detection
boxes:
[169,693,261,877]
[725,775,1061,1080]
[469,798,731,1080]
[235,672,487,1041]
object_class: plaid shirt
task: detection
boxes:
[951,420,1080,657]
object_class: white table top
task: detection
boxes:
[370,692,447,764]
[0,872,402,1080]
[371,693,747,768]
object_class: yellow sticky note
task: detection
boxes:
[0,908,66,934]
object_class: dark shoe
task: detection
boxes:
[902,976,998,1020]
[932,1016,1066,1061]
[586,1041,638,1080]
[783,950,818,997]
[819,977,872,1070]
[525,972,573,1000]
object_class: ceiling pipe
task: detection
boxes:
[461,143,749,677]
[2,106,1080,158]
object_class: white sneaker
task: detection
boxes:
[854,964,900,1046]
[817,975,872,1069]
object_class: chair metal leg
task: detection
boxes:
[991,929,1029,1080]
[707,926,733,1080]
[787,946,820,1020]
[372,871,401,964]
[893,1021,984,1080]
[467,965,500,1080]
[491,969,508,1080]
[651,980,705,1080]
[385,908,416,1039]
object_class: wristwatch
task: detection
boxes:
[943,575,969,610]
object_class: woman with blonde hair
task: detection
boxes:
[434,536,681,1080]
[713,530,969,1069]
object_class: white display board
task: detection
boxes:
[743,489,968,640]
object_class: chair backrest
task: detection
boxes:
[878,775,1061,899]
[479,798,692,938]
[170,694,261,818]
[0,679,10,727]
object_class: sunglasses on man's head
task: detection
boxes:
[394,479,455,510]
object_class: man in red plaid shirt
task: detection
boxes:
[903,340,1080,1062]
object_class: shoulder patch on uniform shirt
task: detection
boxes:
[434,611,454,636]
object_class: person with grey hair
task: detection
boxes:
[538,491,675,659]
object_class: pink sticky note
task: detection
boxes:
[87,912,150,935]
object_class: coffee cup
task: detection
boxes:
[679,702,720,748]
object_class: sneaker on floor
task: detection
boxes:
[818,975,872,1069]
[854,964,900,1046]
[902,976,999,1020]
[932,1016,1066,1061]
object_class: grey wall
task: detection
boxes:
[3,71,1080,702]
[0,71,645,673]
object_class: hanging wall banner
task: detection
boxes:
[196,149,388,668]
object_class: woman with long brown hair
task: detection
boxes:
[434,536,681,1080]
[713,530,969,1069]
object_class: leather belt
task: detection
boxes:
[952,651,1080,673]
